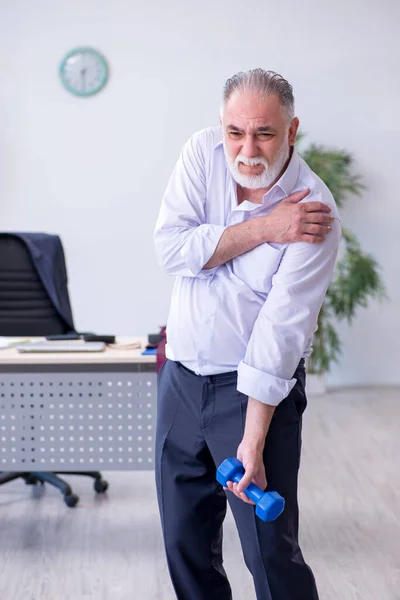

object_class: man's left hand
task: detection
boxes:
[225,441,267,505]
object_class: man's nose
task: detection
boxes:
[241,135,259,158]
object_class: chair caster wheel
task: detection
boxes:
[94,479,108,493]
[64,493,79,507]
[25,475,39,485]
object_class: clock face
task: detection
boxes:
[59,48,108,97]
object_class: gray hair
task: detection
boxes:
[222,69,295,122]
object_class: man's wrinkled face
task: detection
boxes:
[221,91,299,190]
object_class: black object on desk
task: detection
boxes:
[46,333,116,344]
[148,332,164,345]
[46,332,82,341]
[83,334,116,344]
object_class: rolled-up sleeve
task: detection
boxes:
[154,132,226,278]
[237,216,341,406]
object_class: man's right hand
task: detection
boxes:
[257,189,334,245]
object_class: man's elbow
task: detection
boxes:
[154,247,175,276]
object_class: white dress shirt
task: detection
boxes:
[154,127,341,406]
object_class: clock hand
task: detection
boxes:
[81,67,87,92]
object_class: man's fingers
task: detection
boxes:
[304,212,334,224]
[303,224,332,236]
[283,188,310,204]
[300,233,325,244]
[303,201,331,213]
[225,481,255,504]
[233,483,255,505]
[236,469,254,494]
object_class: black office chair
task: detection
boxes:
[0,233,108,506]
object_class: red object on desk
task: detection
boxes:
[156,326,167,373]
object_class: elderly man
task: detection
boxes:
[154,69,340,600]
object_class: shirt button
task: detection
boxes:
[199,359,207,367]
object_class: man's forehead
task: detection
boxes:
[223,93,284,128]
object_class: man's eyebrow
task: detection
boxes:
[255,125,276,133]
[226,124,277,133]
[226,124,244,132]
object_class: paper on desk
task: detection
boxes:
[0,337,31,349]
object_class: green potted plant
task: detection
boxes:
[298,137,386,393]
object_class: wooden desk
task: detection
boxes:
[0,338,157,471]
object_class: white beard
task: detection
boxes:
[223,138,290,190]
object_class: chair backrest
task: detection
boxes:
[0,235,69,336]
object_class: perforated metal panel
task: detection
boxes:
[0,372,157,470]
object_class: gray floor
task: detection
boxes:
[0,387,399,600]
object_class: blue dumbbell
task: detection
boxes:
[216,457,285,522]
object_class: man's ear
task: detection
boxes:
[288,117,299,146]
[219,104,224,126]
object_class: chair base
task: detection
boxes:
[0,471,109,507]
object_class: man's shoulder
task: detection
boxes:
[188,126,223,154]
[297,155,339,218]
[182,127,224,176]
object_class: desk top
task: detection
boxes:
[0,337,156,365]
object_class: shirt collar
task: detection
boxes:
[272,147,300,198]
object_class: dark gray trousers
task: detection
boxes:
[155,359,319,600]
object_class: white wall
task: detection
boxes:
[1,0,398,387]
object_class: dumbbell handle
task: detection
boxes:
[231,472,265,504]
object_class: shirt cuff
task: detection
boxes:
[180,224,226,279]
[237,360,297,406]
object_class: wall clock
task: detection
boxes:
[59,47,108,97]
